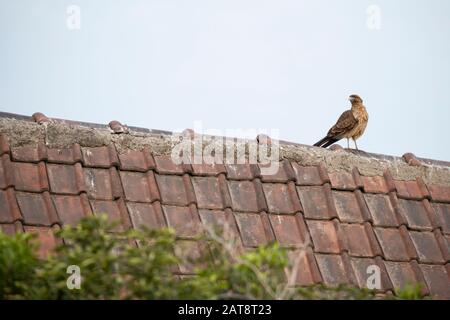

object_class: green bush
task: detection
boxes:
[0,215,425,300]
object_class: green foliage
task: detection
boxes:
[392,283,426,300]
[0,231,38,299]
[0,215,426,300]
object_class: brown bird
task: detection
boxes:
[314,94,368,150]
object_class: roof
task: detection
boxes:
[0,111,449,298]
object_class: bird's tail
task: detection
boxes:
[314,136,340,148]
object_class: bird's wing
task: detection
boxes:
[327,110,358,138]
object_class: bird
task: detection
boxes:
[313,94,368,150]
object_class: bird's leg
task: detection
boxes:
[347,138,349,149]
[354,139,359,150]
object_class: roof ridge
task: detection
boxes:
[1,111,449,168]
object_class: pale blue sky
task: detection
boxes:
[1,0,449,160]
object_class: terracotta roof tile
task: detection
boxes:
[234,212,269,247]
[0,134,10,155]
[288,248,322,286]
[260,160,295,183]
[341,223,381,257]
[315,254,350,285]
[427,184,450,203]
[90,199,129,231]
[409,231,445,264]
[127,201,166,230]
[364,194,399,227]
[395,180,426,200]
[118,149,155,172]
[263,182,301,214]
[332,191,366,223]
[297,185,337,219]
[191,176,225,209]
[154,155,186,174]
[268,214,309,247]
[81,145,119,168]
[225,163,259,180]
[0,189,21,223]
[228,180,266,213]
[291,163,326,186]
[47,163,84,195]
[163,205,202,238]
[191,162,226,176]
[120,171,159,203]
[398,199,433,231]
[198,208,241,241]
[384,261,427,293]
[434,229,450,262]
[361,176,389,194]
[16,191,58,226]
[156,174,193,206]
[433,203,450,234]
[13,162,48,192]
[46,145,82,164]
[11,143,47,162]
[52,194,92,226]
[0,154,14,189]
[419,264,450,299]
[374,227,413,261]
[84,168,117,200]
[329,171,357,191]
[307,220,342,254]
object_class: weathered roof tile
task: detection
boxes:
[81,145,119,168]
[419,264,450,299]
[364,194,399,227]
[263,182,301,214]
[163,205,202,238]
[118,149,155,172]
[361,176,389,194]
[329,171,357,190]
[127,202,165,230]
[398,199,433,231]
[428,184,450,203]
[16,191,58,226]
[269,214,309,248]
[307,220,342,254]
[409,231,445,264]
[291,163,324,186]
[52,194,91,226]
[374,227,412,261]
[234,212,269,247]
[156,174,192,206]
[0,189,21,223]
[191,176,224,209]
[332,191,365,223]
[297,186,336,219]
[13,162,49,192]
[47,163,84,195]
[315,254,349,285]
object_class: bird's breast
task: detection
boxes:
[350,105,368,139]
